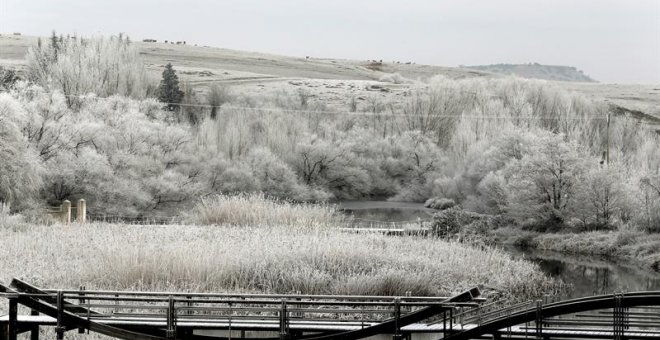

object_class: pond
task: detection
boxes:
[337,201,660,299]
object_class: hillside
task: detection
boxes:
[1,34,658,119]
[464,63,597,83]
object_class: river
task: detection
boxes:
[338,201,660,299]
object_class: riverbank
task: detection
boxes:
[500,244,660,299]
[492,227,660,272]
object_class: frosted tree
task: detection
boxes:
[25,33,150,109]
[503,132,588,229]
[0,94,43,209]
[572,165,632,229]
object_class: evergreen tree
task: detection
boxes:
[158,63,184,110]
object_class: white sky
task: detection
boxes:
[1,0,658,84]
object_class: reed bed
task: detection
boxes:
[188,193,340,227]
[0,223,561,303]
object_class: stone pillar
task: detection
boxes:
[77,199,86,223]
[62,200,71,224]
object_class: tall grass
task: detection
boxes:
[0,202,26,229]
[188,193,340,227]
[0,223,562,302]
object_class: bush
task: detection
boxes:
[424,197,456,210]
[378,72,411,84]
[431,207,487,238]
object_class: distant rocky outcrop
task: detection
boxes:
[462,63,596,82]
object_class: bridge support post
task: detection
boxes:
[442,310,447,338]
[78,286,86,334]
[166,295,176,340]
[7,297,17,340]
[55,291,64,340]
[279,299,289,340]
[30,310,39,340]
[535,299,543,340]
[614,293,625,340]
[392,298,403,340]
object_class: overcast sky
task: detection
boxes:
[1,0,658,84]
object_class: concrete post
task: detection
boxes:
[62,200,71,224]
[77,199,86,223]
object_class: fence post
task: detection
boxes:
[62,200,71,225]
[77,199,86,223]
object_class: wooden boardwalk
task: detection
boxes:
[0,278,480,340]
[2,278,660,339]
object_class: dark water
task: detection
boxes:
[337,201,660,299]
[500,245,660,299]
[336,201,434,223]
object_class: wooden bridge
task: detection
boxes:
[1,279,660,340]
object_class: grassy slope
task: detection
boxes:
[1,34,658,119]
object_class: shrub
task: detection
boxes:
[431,207,487,238]
[378,72,410,84]
[242,147,308,200]
[424,197,456,210]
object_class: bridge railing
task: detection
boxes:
[1,279,484,340]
